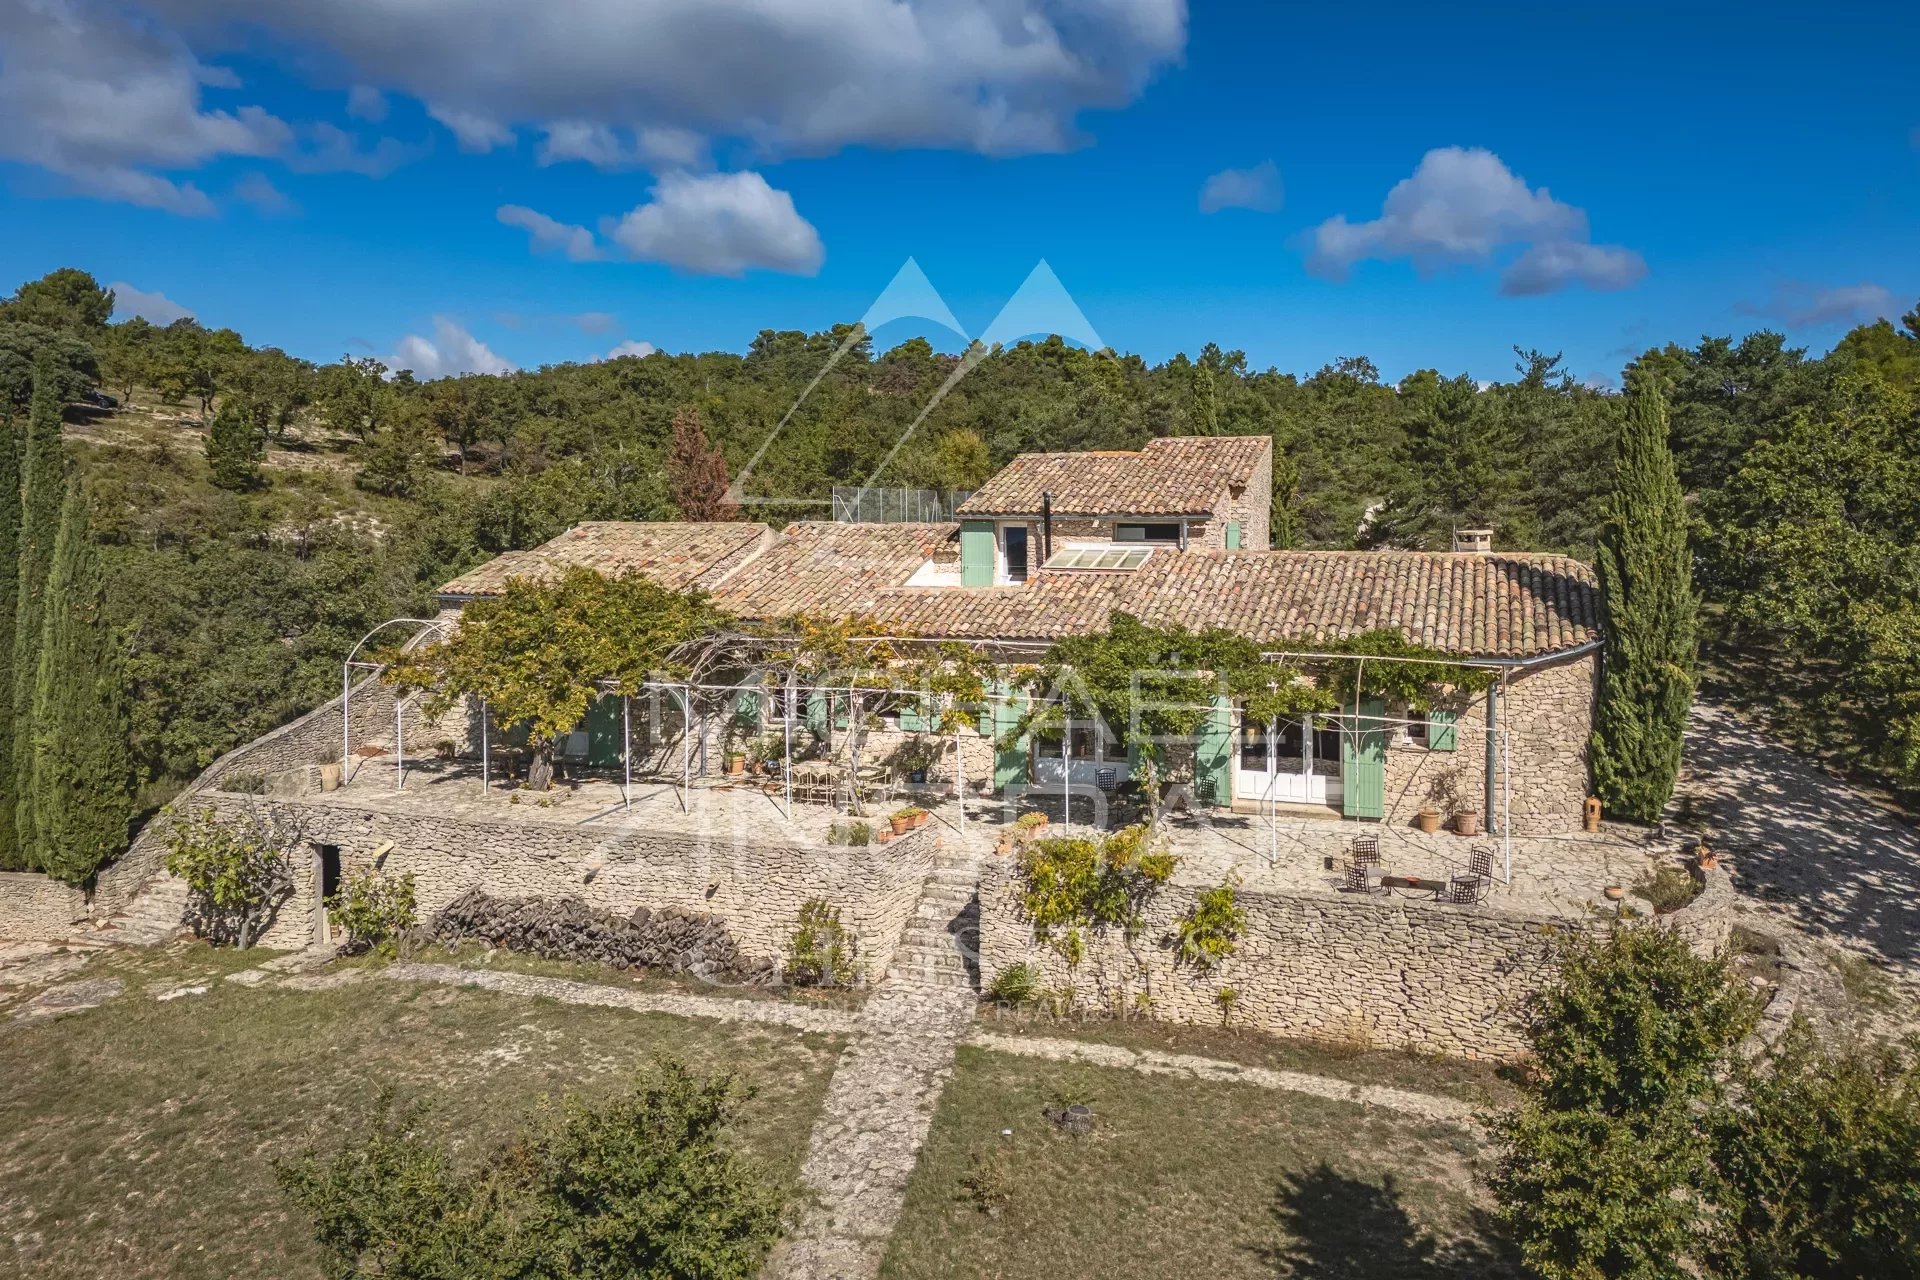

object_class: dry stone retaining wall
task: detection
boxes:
[0,872,86,940]
[186,793,934,967]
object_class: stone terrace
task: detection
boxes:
[303,759,1654,919]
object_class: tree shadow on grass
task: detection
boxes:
[1251,1162,1520,1279]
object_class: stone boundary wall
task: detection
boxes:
[979,849,1734,1061]
[0,872,86,940]
[185,794,935,970]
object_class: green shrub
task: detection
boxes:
[785,899,857,988]
[163,804,297,950]
[1631,864,1701,914]
[826,820,871,847]
[959,1147,1014,1217]
[275,1056,786,1280]
[1013,823,1176,970]
[326,867,419,955]
[986,962,1040,1006]
[1170,878,1245,973]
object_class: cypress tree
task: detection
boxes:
[0,412,19,869]
[12,353,65,862]
[29,486,133,884]
[1590,381,1698,822]
[204,399,262,490]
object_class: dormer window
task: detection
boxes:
[1115,522,1181,543]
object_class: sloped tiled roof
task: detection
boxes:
[709,522,954,618]
[436,522,775,599]
[438,523,1597,659]
[869,550,1597,658]
[957,434,1271,517]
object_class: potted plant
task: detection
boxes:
[316,747,343,793]
[905,806,929,829]
[1603,884,1625,902]
[1453,808,1481,837]
[1698,845,1719,871]
[725,751,746,777]
[875,827,893,844]
[897,738,939,785]
[889,807,916,836]
[1413,807,1440,834]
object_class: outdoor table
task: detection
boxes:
[1380,875,1449,894]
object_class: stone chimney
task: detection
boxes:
[1452,528,1493,554]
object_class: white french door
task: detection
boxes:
[1235,716,1343,806]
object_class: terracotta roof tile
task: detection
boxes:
[709,522,953,618]
[956,434,1271,517]
[436,522,774,599]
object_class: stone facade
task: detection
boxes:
[0,871,86,940]
[1376,652,1596,836]
[177,792,935,971]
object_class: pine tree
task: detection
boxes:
[665,407,737,521]
[1590,381,1698,822]
[11,353,64,862]
[28,486,133,883]
[204,399,262,490]
[0,412,20,869]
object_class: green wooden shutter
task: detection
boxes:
[1427,708,1458,752]
[1342,698,1387,819]
[730,689,762,730]
[992,685,1029,792]
[1195,693,1234,807]
[897,700,924,731]
[1225,521,1242,550]
[960,520,995,586]
[586,695,624,768]
[805,691,829,739]
[832,695,849,730]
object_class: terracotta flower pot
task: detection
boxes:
[876,829,893,844]
[1453,811,1481,837]
[727,757,745,777]
[890,815,913,836]
[912,811,929,829]
[318,762,342,793]
[1603,885,1625,901]
[1413,809,1440,834]
[1698,850,1719,871]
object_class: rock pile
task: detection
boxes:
[429,889,775,984]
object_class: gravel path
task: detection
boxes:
[966,1031,1482,1128]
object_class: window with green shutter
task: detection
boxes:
[960,520,995,586]
[1225,521,1242,550]
[1427,708,1458,751]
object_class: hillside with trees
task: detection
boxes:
[1,267,1916,874]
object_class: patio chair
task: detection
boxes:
[1442,874,1488,905]
[1341,858,1373,893]
[1095,767,1117,793]
[1349,835,1381,868]
[1466,845,1495,880]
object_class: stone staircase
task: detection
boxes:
[94,873,190,946]
[885,852,981,992]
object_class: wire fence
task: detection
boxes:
[830,486,974,524]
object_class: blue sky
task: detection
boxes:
[1,0,1915,386]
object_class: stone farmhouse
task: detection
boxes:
[437,434,1600,836]
[2,434,1672,1063]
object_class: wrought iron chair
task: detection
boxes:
[1349,834,1382,868]
[1341,859,1373,893]
[1095,767,1117,793]
[1466,845,1495,880]
[1443,874,1489,905]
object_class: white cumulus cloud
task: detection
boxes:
[142,0,1186,161]
[497,204,606,261]
[603,339,657,360]
[389,317,511,379]
[1738,282,1898,328]
[604,171,823,276]
[1306,146,1645,296]
[107,281,194,325]
[0,0,290,214]
[1199,160,1282,213]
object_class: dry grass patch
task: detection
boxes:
[0,943,841,1279]
[883,1046,1515,1280]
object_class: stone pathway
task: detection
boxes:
[377,961,859,1036]
[1677,700,1920,975]
[965,1032,1481,1129]
[768,849,983,1280]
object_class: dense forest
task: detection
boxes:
[2,266,1917,844]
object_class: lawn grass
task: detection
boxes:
[882,1045,1516,1280]
[0,942,843,1279]
[975,1005,1517,1108]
